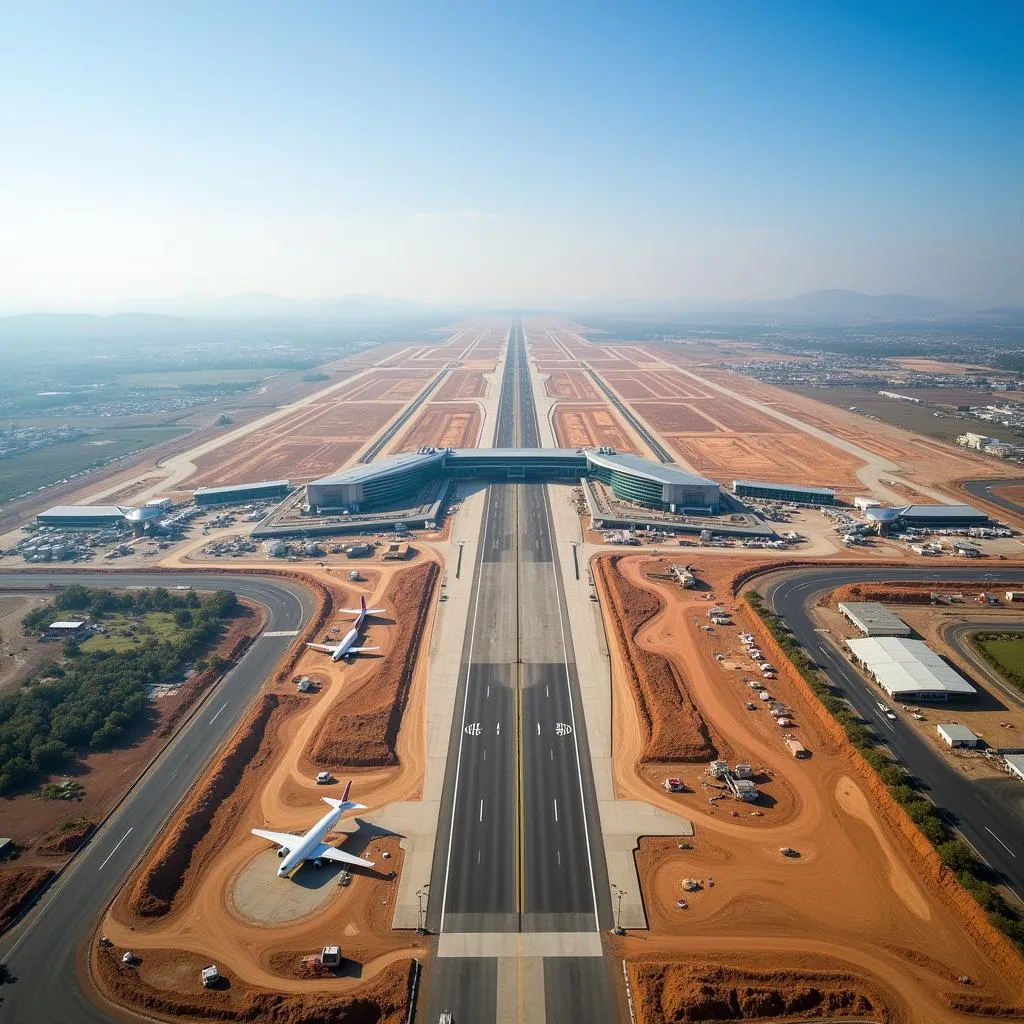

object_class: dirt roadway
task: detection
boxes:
[95,555,439,1013]
[597,553,1024,1023]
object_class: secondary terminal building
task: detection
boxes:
[305,447,722,515]
[193,480,292,506]
[732,479,836,506]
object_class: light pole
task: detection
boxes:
[611,884,626,936]
[416,884,430,935]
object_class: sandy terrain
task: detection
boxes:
[94,556,440,1018]
[553,405,640,452]
[434,369,488,401]
[394,404,481,452]
[543,370,601,400]
[594,552,1024,1023]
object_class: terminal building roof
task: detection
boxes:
[732,479,835,496]
[895,503,987,519]
[193,479,291,496]
[307,447,719,489]
[39,504,131,518]
[845,636,976,698]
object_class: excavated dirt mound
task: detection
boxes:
[95,944,413,1024]
[35,818,95,856]
[129,692,301,918]
[307,562,438,768]
[595,555,720,763]
[0,867,53,935]
[630,960,881,1023]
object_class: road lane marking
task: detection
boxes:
[99,828,134,871]
[553,799,558,823]
[209,701,229,724]
[985,827,1017,857]
[496,721,501,736]
[440,488,493,931]
[537,722,541,736]
[479,799,484,822]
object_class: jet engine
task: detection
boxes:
[313,858,324,869]
[277,847,289,858]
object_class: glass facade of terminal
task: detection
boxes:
[588,463,665,507]
[195,482,292,506]
[358,461,444,507]
[734,481,835,506]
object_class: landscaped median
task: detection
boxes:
[744,587,1024,955]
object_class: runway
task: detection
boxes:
[0,571,315,1023]
[764,566,1024,903]
[423,323,615,1022]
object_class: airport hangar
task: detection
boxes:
[303,446,723,515]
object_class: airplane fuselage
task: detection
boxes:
[277,806,343,877]
[330,608,370,660]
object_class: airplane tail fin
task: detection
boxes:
[361,596,366,611]
[323,780,366,812]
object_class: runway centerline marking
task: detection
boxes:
[553,798,558,823]
[479,799,484,822]
[209,701,229,724]
[98,828,134,871]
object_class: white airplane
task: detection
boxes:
[306,595,385,661]
[251,780,375,878]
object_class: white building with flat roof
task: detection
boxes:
[846,636,976,701]
[937,724,980,748]
[838,602,912,637]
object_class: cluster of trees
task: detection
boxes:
[1,587,238,794]
[746,590,1024,948]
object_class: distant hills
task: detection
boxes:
[760,289,967,320]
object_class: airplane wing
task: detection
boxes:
[310,841,375,869]
[305,643,336,653]
[340,607,385,615]
[348,646,379,653]
[252,828,300,847]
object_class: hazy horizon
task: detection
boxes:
[4,1,1022,312]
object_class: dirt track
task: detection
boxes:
[596,553,1024,1023]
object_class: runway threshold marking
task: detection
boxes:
[985,827,1017,857]
[263,629,299,637]
[98,827,134,871]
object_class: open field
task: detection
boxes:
[629,402,722,433]
[553,404,640,452]
[0,593,51,696]
[117,368,298,387]
[669,432,865,487]
[82,611,184,653]
[93,561,437,1019]
[596,553,1024,1023]
[0,427,190,504]
[543,369,600,400]
[433,369,488,401]
[603,370,712,400]
[791,386,1024,449]
[395,404,480,451]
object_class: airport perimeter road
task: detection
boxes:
[763,567,1024,902]
[424,323,615,1023]
[0,571,314,1024]
[962,478,1024,520]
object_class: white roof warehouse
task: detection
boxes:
[845,636,976,701]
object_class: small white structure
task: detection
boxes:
[854,497,882,511]
[201,965,221,987]
[320,946,341,966]
[839,602,911,637]
[1005,754,1024,782]
[296,676,314,693]
[937,724,980,748]
[1006,591,1024,602]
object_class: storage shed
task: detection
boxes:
[937,724,980,748]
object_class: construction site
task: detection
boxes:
[3,318,1024,1024]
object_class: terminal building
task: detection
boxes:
[305,447,722,515]
[193,480,292,506]
[36,505,137,529]
[732,479,836,506]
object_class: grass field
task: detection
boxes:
[82,611,182,653]
[971,633,1024,695]
[0,426,190,503]
[117,368,295,387]
[790,386,1024,448]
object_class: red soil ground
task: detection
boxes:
[630,402,723,433]
[544,370,600,400]
[0,868,53,936]
[433,370,488,401]
[395,405,481,452]
[553,405,640,453]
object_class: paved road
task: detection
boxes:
[423,322,614,1022]
[763,566,1024,903]
[0,571,314,1023]
[962,478,1024,519]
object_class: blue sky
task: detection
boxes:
[2,1,1022,310]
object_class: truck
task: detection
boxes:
[784,736,809,759]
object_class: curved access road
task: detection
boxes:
[0,571,316,1024]
[760,566,1024,905]
[941,620,1024,713]
[961,478,1024,520]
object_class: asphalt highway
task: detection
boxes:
[424,322,614,1021]
[763,566,1024,903]
[0,571,315,1023]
